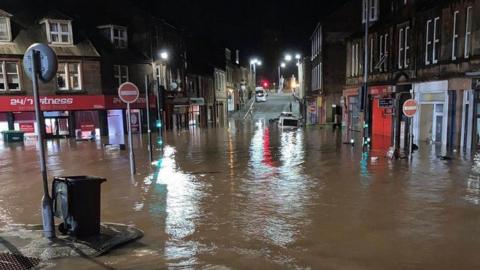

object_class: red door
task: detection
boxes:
[371,98,392,149]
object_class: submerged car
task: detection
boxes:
[278,113,300,129]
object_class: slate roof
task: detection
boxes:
[0,9,100,58]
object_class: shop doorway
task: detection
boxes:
[44,117,69,138]
[419,104,443,144]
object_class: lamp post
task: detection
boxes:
[155,50,169,146]
[278,62,286,92]
[279,53,301,93]
[250,58,262,88]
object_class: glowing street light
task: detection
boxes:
[160,51,169,60]
[284,54,292,62]
[280,62,286,68]
[295,54,301,60]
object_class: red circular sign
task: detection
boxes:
[403,99,418,118]
[118,82,139,104]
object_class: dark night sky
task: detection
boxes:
[146,0,348,80]
[3,0,347,80]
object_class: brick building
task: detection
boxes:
[344,0,480,154]
[310,0,362,126]
[0,9,105,139]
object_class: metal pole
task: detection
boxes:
[362,0,370,153]
[408,90,415,162]
[145,75,153,163]
[156,79,162,136]
[278,65,281,92]
[31,50,55,239]
[156,79,164,148]
[127,102,136,175]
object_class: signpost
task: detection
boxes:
[23,43,58,239]
[379,98,394,108]
[118,82,140,175]
[403,99,418,118]
[403,98,418,161]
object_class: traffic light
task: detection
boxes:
[262,80,269,89]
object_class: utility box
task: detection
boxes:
[52,176,106,237]
[1,130,25,143]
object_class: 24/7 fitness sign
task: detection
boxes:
[403,99,418,118]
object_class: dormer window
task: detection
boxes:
[42,19,73,45]
[0,16,12,42]
[98,25,128,48]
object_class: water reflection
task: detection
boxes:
[466,153,480,205]
[149,145,202,266]
[241,122,310,249]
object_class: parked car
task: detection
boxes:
[255,87,268,102]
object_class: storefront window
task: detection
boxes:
[75,111,100,140]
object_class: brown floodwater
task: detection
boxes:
[1,121,480,269]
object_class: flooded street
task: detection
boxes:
[1,123,480,269]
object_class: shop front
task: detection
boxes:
[0,95,106,139]
[369,86,394,150]
[413,81,449,150]
[306,96,319,125]
[0,95,156,141]
[104,95,156,144]
[343,88,361,132]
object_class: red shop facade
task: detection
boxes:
[0,95,156,139]
[369,86,394,150]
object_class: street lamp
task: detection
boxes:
[285,54,292,62]
[250,58,262,87]
[295,54,301,60]
[160,51,169,60]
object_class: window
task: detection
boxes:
[398,25,410,69]
[425,19,432,65]
[0,62,20,91]
[97,25,128,48]
[0,17,11,42]
[465,6,472,58]
[378,34,388,72]
[112,27,127,48]
[432,17,440,64]
[351,43,360,76]
[363,0,379,23]
[56,63,81,90]
[452,10,459,60]
[404,26,410,67]
[113,65,128,88]
[370,36,374,73]
[398,28,404,69]
[45,20,72,44]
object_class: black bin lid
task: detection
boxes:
[54,176,106,184]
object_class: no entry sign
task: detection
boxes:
[403,99,418,118]
[118,82,139,104]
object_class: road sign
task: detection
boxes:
[403,99,418,118]
[118,82,140,104]
[23,43,58,82]
[379,98,394,108]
